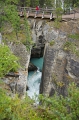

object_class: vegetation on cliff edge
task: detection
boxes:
[0,82,79,120]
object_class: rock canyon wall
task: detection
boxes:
[30,19,79,97]
[1,18,79,98]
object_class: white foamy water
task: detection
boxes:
[27,70,42,99]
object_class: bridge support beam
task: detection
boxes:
[50,13,53,20]
[20,11,24,16]
[42,11,44,19]
[27,11,29,17]
[34,13,37,18]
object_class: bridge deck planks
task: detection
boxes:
[18,7,79,20]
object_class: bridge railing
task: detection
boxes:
[18,7,55,13]
[18,7,55,19]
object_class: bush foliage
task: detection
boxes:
[38,83,79,120]
[0,44,20,77]
[0,88,42,120]
[0,82,79,120]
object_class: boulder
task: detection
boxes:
[28,62,37,71]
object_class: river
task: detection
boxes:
[27,57,43,99]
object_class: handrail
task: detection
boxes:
[18,7,54,19]
[18,7,77,20]
[18,7,55,12]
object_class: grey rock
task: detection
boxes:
[70,59,79,77]
[9,82,16,93]
[2,42,30,98]
[31,47,44,58]
[28,62,37,71]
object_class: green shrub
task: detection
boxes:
[63,41,79,56]
[68,34,79,40]
[63,41,74,51]
[55,7,63,19]
[0,82,79,120]
[0,44,20,77]
[38,82,79,120]
[54,19,61,29]
[49,40,55,46]
[0,88,42,120]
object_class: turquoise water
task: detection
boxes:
[27,57,43,99]
[30,57,43,71]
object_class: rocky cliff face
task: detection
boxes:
[29,19,46,58]
[1,42,30,98]
[29,19,79,97]
[2,18,79,98]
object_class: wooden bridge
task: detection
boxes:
[18,7,79,20]
[18,7,56,19]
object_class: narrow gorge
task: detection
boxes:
[2,18,79,99]
[30,19,79,97]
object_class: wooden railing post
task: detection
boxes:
[42,11,44,19]
[50,13,53,19]
[20,11,23,16]
[34,13,37,18]
[27,11,30,17]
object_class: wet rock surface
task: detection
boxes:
[28,62,37,71]
[31,46,44,58]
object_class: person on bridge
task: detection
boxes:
[36,6,40,14]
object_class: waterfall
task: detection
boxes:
[27,57,43,99]
[27,69,42,99]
